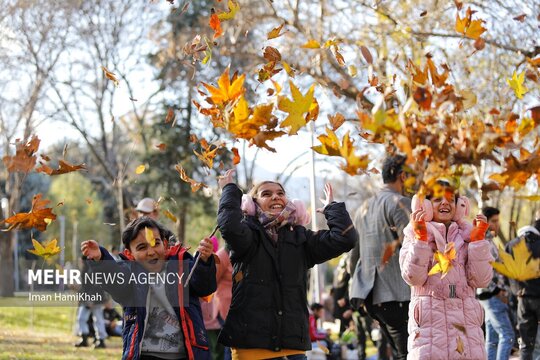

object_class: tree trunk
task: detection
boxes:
[0,232,15,296]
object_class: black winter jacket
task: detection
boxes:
[217,183,357,352]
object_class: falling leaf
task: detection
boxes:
[101,66,120,87]
[156,143,167,151]
[491,237,540,281]
[381,240,400,266]
[506,71,528,99]
[4,194,56,232]
[231,147,241,165]
[86,198,92,205]
[456,335,465,355]
[420,10,427,17]
[347,65,357,77]
[144,227,156,247]
[135,165,146,174]
[513,14,526,22]
[209,11,223,39]
[175,164,208,192]
[2,136,40,173]
[328,113,345,131]
[27,238,61,260]
[301,40,321,49]
[360,46,373,64]
[163,209,178,223]
[36,160,86,176]
[278,81,316,135]
[455,7,486,40]
[473,37,485,51]
[282,61,295,78]
[267,23,285,39]
[165,108,175,123]
[263,46,281,62]
[428,242,456,278]
[217,0,239,21]
[201,67,245,105]
[453,323,467,335]
[312,128,369,175]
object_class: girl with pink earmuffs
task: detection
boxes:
[215,169,357,360]
[399,179,494,360]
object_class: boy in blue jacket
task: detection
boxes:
[81,216,216,360]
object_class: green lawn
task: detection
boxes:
[0,305,122,360]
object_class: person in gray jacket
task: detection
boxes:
[349,154,412,360]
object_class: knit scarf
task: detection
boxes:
[255,201,297,243]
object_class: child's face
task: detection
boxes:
[255,183,288,216]
[431,193,456,224]
[127,227,167,272]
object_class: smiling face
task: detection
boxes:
[254,182,288,216]
[430,192,457,225]
[127,227,166,272]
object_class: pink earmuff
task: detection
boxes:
[241,194,257,216]
[411,195,433,221]
[452,196,470,222]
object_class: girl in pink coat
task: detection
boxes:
[399,181,494,359]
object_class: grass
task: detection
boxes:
[0,305,122,360]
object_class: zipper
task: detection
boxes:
[138,288,152,357]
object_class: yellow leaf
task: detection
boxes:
[282,61,295,78]
[456,335,464,355]
[145,227,155,247]
[201,67,246,105]
[217,0,240,21]
[163,209,178,223]
[491,238,540,281]
[278,82,315,135]
[301,40,321,49]
[506,71,529,99]
[267,23,285,39]
[348,65,358,77]
[428,242,456,278]
[312,128,369,175]
[518,117,534,138]
[455,8,486,40]
[27,238,61,260]
[135,165,146,174]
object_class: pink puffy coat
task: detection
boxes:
[399,220,493,359]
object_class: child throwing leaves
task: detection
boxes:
[216,169,357,360]
[81,216,216,360]
[399,180,494,359]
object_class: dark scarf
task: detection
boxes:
[255,201,296,243]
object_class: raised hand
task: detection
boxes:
[197,237,214,262]
[81,240,102,260]
[411,209,428,241]
[218,169,235,189]
[316,183,334,213]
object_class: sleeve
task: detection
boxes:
[188,253,217,297]
[466,240,494,288]
[392,197,412,242]
[347,209,362,276]
[86,246,134,305]
[217,183,255,259]
[309,316,327,341]
[399,225,433,286]
[304,202,358,267]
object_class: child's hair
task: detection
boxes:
[310,303,324,312]
[426,179,459,203]
[248,181,286,199]
[122,216,168,249]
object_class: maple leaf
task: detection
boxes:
[174,164,207,192]
[4,194,57,231]
[201,67,245,105]
[217,0,239,21]
[455,7,486,40]
[267,23,285,39]
[145,227,156,247]
[101,66,120,87]
[506,71,528,99]
[209,11,223,39]
[428,242,456,278]
[491,238,540,281]
[249,130,286,152]
[301,40,321,49]
[27,238,61,260]
[2,136,40,173]
[312,127,343,157]
[456,335,465,355]
[312,128,369,175]
[278,81,315,135]
[36,159,86,176]
[328,113,345,131]
[194,144,220,169]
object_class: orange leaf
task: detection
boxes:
[165,108,175,123]
[328,113,345,131]
[209,12,223,39]
[36,159,86,176]
[455,7,486,40]
[381,240,399,266]
[101,66,120,87]
[2,136,40,173]
[231,147,241,165]
[174,164,207,192]
[4,194,57,231]
[201,67,245,105]
[155,143,167,151]
[456,335,465,355]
